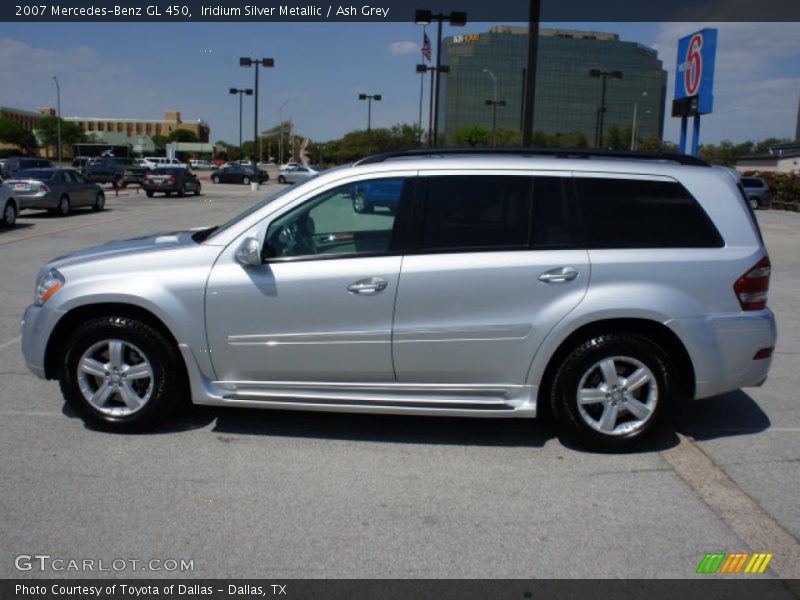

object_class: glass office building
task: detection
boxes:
[441,27,667,145]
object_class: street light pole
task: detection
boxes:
[240,57,275,163]
[630,91,647,151]
[278,99,289,166]
[485,100,507,146]
[358,94,382,153]
[52,75,61,165]
[589,69,623,148]
[229,88,253,152]
[415,9,467,147]
[416,63,447,147]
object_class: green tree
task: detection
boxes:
[35,116,85,155]
[0,118,37,151]
[168,128,199,143]
[151,135,168,153]
[495,128,521,146]
[452,125,492,147]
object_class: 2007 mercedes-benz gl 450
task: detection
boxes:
[21,149,777,450]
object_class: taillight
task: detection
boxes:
[734,256,771,310]
[170,176,177,182]
[38,183,49,192]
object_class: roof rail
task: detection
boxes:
[353,147,709,167]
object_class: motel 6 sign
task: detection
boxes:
[673,28,717,116]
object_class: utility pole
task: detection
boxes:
[52,76,62,164]
[240,56,275,164]
[521,0,540,146]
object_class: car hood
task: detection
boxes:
[49,230,200,270]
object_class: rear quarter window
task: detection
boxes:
[575,177,723,249]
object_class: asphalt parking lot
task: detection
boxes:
[0,184,798,579]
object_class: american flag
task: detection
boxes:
[421,30,432,62]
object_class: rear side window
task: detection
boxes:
[741,177,764,188]
[421,176,532,251]
[575,178,723,248]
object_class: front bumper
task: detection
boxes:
[20,303,65,379]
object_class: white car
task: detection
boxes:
[0,183,19,227]
[277,164,323,184]
[189,160,213,170]
[142,157,187,170]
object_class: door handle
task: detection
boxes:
[538,267,579,283]
[347,277,388,295]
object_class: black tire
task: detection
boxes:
[145,190,154,198]
[212,175,220,184]
[93,192,105,211]
[549,332,674,451]
[59,316,186,432]
[178,184,186,197]
[750,197,759,211]
[193,184,201,196]
[1,199,17,227]
[352,193,372,214]
[58,195,71,217]
[277,175,286,184]
[242,176,250,185]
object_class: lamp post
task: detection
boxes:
[229,87,253,152]
[415,9,467,147]
[416,64,448,146]
[358,93,381,132]
[239,57,274,164]
[589,68,623,148]
[278,99,289,166]
[485,100,507,146]
[630,91,648,151]
[52,75,61,164]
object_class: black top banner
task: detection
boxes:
[3,0,800,22]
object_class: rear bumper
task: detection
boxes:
[670,309,777,399]
[17,192,58,210]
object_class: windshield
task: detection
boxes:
[193,185,296,242]
[15,169,55,180]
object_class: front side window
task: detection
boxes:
[575,177,723,248]
[420,175,533,251]
[265,178,408,259]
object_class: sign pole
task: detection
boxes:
[679,117,688,154]
[690,115,701,156]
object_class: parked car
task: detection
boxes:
[740,176,773,210]
[352,178,404,213]
[82,157,148,188]
[210,164,268,184]
[20,149,776,451]
[189,159,213,170]
[142,168,201,197]
[142,157,187,170]
[0,182,19,227]
[72,157,91,169]
[277,164,322,184]
[6,168,104,216]
[2,156,52,180]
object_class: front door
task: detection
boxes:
[205,176,413,383]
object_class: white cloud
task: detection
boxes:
[388,41,419,56]
[653,22,800,143]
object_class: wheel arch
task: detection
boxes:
[535,317,696,413]
[44,302,184,380]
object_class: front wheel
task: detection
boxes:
[749,197,759,211]
[212,176,220,184]
[1,200,17,226]
[59,316,186,432]
[145,190,154,198]
[549,332,674,451]
[178,184,186,197]
[193,184,201,196]
[242,176,250,185]
[277,175,286,184]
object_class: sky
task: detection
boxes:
[0,21,798,145]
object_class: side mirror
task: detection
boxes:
[235,236,262,266]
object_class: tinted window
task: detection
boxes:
[16,169,55,180]
[532,177,576,248]
[421,176,532,251]
[265,178,408,259]
[741,177,765,188]
[575,178,723,248]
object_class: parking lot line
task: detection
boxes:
[0,335,21,350]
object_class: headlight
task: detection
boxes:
[34,268,65,306]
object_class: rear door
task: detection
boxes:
[392,172,589,385]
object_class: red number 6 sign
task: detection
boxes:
[684,33,703,96]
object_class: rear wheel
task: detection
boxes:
[242,176,250,185]
[93,192,105,211]
[277,175,286,184]
[750,197,759,210]
[353,193,372,214]
[1,200,17,226]
[59,316,185,432]
[57,195,71,217]
[145,190,154,198]
[193,184,201,196]
[212,175,220,184]
[550,332,674,451]
[178,184,186,197]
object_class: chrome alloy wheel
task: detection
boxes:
[576,356,657,436]
[4,202,16,225]
[77,339,154,416]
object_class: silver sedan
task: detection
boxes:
[276,164,323,184]
[5,168,105,216]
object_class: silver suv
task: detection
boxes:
[20,149,777,450]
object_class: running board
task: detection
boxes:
[200,381,537,418]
